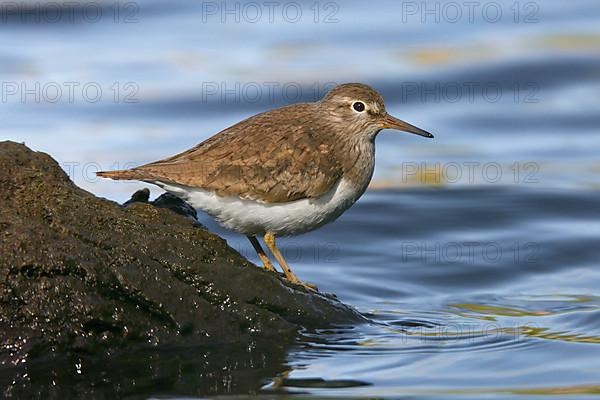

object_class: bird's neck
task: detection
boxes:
[334,133,376,195]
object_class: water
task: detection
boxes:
[2,0,600,398]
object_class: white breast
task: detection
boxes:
[154,178,362,236]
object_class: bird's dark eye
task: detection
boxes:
[353,101,365,112]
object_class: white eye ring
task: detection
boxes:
[352,101,366,112]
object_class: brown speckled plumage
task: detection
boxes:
[97,83,432,203]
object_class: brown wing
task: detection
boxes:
[126,104,342,203]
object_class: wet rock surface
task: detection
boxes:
[0,141,363,397]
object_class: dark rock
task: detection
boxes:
[124,188,199,221]
[151,192,198,221]
[0,141,364,396]
[122,187,150,206]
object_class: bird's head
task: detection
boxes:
[319,83,434,140]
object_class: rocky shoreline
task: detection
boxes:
[0,141,363,396]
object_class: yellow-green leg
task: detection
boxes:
[247,235,276,272]
[263,232,317,291]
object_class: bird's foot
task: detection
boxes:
[287,278,318,292]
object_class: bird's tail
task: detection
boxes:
[96,169,149,181]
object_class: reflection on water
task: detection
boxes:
[1,0,600,398]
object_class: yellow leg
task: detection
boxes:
[263,232,317,291]
[247,235,277,272]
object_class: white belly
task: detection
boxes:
[154,178,362,236]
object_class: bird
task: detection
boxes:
[97,83,433,291]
